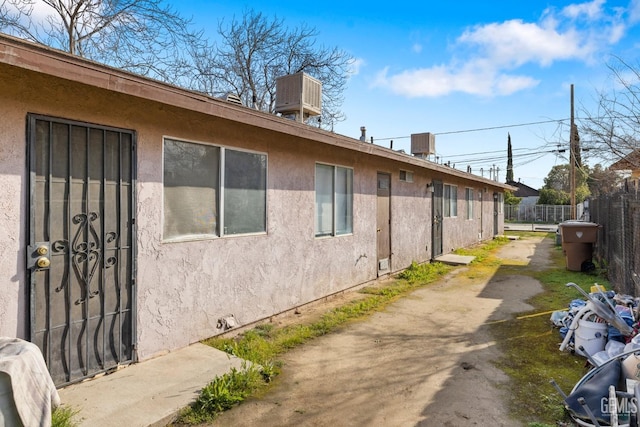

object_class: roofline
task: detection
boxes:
[0,33,514,191]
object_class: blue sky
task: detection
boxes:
[16,0,639,188]
[174,0,640,189]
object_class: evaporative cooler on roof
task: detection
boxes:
[275,72,322,122]
[411,132,436,157]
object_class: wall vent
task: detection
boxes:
[411,132,436,156]
[275,72,322,121]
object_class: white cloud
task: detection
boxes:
[562,0,606,20]
[494,74,540,96]
[5,0,55,26]
[608,22,627,43]
[458,19,588,67]
[374,62,539,98]
[412,43,422,54]
[373,0,633,99]
[630,0,640,23]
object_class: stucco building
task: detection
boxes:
[0,34,513,386]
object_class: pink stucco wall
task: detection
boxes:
[0,58,506,361]
[0,87,28,339]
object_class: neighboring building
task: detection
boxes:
[610,149,640,178]
[0,34,513,386]
[609,149,640,191]
[507,180,540,206]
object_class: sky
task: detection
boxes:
[14,0,640,189]
[172,0,640,189]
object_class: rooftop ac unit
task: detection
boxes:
[219,92,243,106]
[411,133,436,156]
[275,72,322,121]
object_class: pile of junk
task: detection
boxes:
[551,280,640,426]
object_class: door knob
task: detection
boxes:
[28,242,51,270]
[36,257,50,268]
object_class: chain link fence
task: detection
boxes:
[590,191,640,296]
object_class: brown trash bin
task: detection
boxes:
[559,221,599,271]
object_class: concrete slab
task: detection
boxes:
[433,254,475,265]
[57,343,244,427]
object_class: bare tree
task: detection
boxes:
[0,0,205,85]
[192,9,354,130]
[580,56,640,168]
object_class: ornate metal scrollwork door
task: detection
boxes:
[27,114,136,386]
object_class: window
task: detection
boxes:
[163,138,266,241]
[399,170,413,182]
[224,149,267,235]
[465,188,474,220]
[315,164,353,237]
[443,184,458,217]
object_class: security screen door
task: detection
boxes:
[27,114,136,386]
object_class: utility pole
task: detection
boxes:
[570,84,576,220]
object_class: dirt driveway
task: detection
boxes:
[209,235,553,427]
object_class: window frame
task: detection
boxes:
[444,184,458,218]
[222,147,268,236]
[399,169,414,182]
[162,137,268,242]
[465,187,474,220]
[315,162,354,238]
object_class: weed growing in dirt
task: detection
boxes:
[52,406,78,427]
[396,260,451,284]
[177,363,265,424]
[454,236,509,264]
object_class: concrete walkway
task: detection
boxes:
[57,343,244,427]
[433,253,475,265]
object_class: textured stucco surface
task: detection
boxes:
[0,60,506,361]
[0,89,28,339]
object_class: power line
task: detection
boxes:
[436,149,563,173]
[374,114,640,142]
[373,118,570,141]
[433,118,570,135]
[440,146,541,159]
[460,151,550,166]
